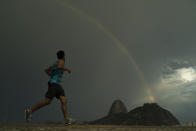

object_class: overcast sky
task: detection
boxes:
[1,0,196,124]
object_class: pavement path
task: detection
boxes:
[0,124,196,131]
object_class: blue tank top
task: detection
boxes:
[49,60,65,85]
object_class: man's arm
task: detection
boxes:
[45,66,52,76]
[57,59,72,74]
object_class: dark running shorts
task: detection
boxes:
[45,82,65,99]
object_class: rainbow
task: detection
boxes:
[58,0,155,102]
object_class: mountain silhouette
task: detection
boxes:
[88,100,180,126]
[108,99,127,116]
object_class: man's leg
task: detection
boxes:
[59,96,69,121]
[29,98,52,114]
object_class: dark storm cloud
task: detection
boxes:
[66,0,196,82]
[1,0,196,124]
[161,59,193,75]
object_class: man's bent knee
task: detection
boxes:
[60,96,67,105]
[45,98,52,105]
[61,99,67,105]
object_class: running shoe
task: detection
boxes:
[65,118,77,126]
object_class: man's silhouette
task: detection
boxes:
[25,50,76,125]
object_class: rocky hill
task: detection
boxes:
[88,100,180,126]
[108,99,128,115]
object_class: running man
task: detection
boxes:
[25,50,76,125]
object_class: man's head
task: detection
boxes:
[57,50,65,60]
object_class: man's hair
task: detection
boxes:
[56,50,65,59]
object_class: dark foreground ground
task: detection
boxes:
[0,124,196,131]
